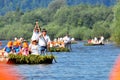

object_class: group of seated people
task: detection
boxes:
[0,35,72,57]
[87,36,104,44]
[0,38,44,57]
[49,34,73,49]
[0,38,30,57]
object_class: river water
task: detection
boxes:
[0,41,120,80]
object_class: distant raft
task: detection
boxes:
[84,43,104,46]
[1,54,55,64]
[48,47,70,52]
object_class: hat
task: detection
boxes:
[32,40,38,44]
[32,40,38,43]
[13,41,18,46]
[17,41,21,46]
[42,29,47,32]
[23,42,28,48]
[7,41,13,47]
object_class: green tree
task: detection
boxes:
[92,21,110,39]
[0,23,33,40]
[111,2,120,44]
[48,0,67,12]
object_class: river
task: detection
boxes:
[0,41,120,80]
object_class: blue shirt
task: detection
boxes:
[5,46,12,53]
[13,46,21,53]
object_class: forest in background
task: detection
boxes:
[0,0,120,45]
[0,0,116,15]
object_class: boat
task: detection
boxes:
[48,47,70,52]
[84,43,104,46]
[0,54,55,64]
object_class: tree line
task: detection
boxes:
[0,0,119,45]
[0,0,115,15]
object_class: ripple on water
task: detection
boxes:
[1,41,120,80]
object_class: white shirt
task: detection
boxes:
[38,35,51,46]
[71,38,75,41]
[29,44,39,55]
[63,36,71,44]
[94,37,98,41]
[100,36,104,41]
[31,31,41,41]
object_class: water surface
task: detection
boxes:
[0,41,120,80]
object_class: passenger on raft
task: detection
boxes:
[31,20,41,41]
[38,29,51,55]
[59,38,65,48]
[52,38,65,48]
[29,40,39,55]
[13,41,21,54]
[87,36,104,44]
[63,34,71,50]
[21,42,29,56]
[98,36,104,44]
[2,41,13,57]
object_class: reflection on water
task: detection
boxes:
[0,41,120,80]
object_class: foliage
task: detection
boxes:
[0,0,115,15]
[92,21,111,39]
[0,23,33,40]
[48,0,67,12]
[49,47,70,52]
[0,1,115,41]
[111,2,120,45]
[7,54,55,64]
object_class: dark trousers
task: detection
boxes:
[65,42,72,51]
[40,46,47,55]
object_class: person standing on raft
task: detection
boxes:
[63,34,72,51]
[31,20,41,42]
[38,29,51,55]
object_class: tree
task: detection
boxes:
[92,21,110,39]
[111,2,120,45]
[48,0,67,12]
